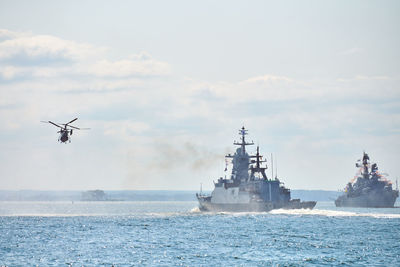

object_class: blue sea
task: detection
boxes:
[1,201,400,266]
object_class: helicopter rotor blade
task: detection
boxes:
[66,118,78,125]
[67,125,80,130]
[42,121,63,129]
[67,125,90,130]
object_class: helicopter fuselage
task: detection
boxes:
[59,130,70,143]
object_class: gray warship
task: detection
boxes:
[196,127,316,212]
[335,152,399,208]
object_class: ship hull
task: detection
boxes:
[198,200,273,212]
[335,191,398,208]
[197,196,316,212]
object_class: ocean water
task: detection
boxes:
[1,201,400,266]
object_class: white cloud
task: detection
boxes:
[0,29,170,82]
[0,29,399,190]
[0,31,106,62]
[0,66,25,80]
[0,29,25,41]
[184,73,399,107]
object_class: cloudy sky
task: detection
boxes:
[0,0,399,191]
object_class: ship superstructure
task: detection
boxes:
[196,127,316,212]
[335,152,399,208]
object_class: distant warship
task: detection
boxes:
[196,127,316,212]
[335,152,399,208]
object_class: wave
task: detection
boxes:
[1,213,112,217]
[190,207,400,218]
[2,207,399,219]
[190,206,201,213]
[269,208,400,218]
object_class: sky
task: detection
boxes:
[0,0,399,191]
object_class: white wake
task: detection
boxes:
[269,208,400,218]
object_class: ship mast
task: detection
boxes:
[362,151,370,179]
[226,127,260,181]
[250,145,267,179]
[233,126,254,155]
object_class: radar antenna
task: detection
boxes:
[233,126,254,155]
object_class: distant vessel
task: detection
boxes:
[81,190,107,201]
[196,127,316,212]
[335,152,399,208]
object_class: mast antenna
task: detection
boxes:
[271,153,273,181]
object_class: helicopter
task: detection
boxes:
[41,118,90,143]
